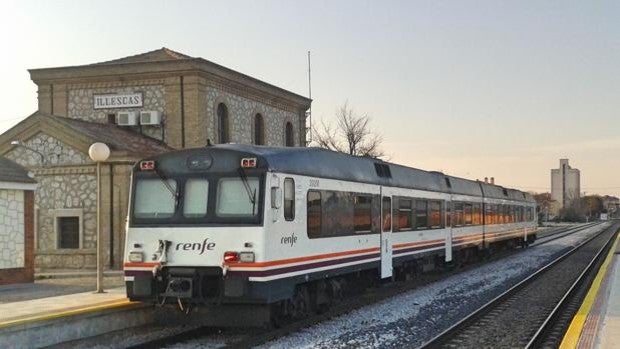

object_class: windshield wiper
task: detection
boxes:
[237,168,257,215]
[154,167,179,207]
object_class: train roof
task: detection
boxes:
[142,144,535,203]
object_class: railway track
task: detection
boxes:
[419,221,618,349]
[122,222,605,349]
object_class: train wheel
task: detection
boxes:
[291,285,311,320]
[270,301,288,328]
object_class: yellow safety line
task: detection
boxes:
[560,234,620,349]
[0,299,137,330]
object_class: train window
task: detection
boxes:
[464,203,473,225]
[453,202,463,226]
[429,201,442,228]
[354,195,372,232]
[445,201,452,227]
[324,191,355,236]
[416,200,428,229]
[307,191,321,238]
[397,198,413,231]
[382,197,392,232]
[134,179,177,219]
[473,204,481,225]
[215,177,260,217]
[492,204,499,224]
[284,178,295,221]
[183,179,209,218]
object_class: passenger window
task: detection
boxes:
[453,202,464,227]
[307,191,321,238]
[284,178,295,220]
[416,200,428,229]
[464,204,473,225]
[429,201,442,228]
[183,179,209,218]
[354,195,372,232]
[398,198,413,231]
[382,197,392,232]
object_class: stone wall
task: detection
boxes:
[7,133,89,167]
[68,84,166,141]
[5,132,98,269]
[206,86,299,146]
[0,190,25,269]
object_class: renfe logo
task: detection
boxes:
[281,232,297,247]
[175,238,216,255]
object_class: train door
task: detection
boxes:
[380,190,393,279]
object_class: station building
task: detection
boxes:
[0,156,36,284]
[0,48,311,270]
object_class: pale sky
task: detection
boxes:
[1,1,619,196]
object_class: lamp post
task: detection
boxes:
[88,142,110,293]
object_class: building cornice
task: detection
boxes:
[29,59,311,110]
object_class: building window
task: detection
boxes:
[58,216,79,249]
[254,113,265,145]
[217,103,229,143]
[285,122,294,147]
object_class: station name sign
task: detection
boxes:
[93,93,143,109]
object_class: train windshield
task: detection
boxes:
[134,179,177,219]
[131,174,264,225]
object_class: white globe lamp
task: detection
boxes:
[89,142,110,162]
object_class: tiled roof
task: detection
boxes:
[50,116,173,156]
[92,47,192,66]
[0,156,36,184]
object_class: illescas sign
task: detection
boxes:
[93,93,143,109]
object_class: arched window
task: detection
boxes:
[254,113,264,145]
[285,122,294,147]
[217,103,229,143]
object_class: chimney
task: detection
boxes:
[490,177,495,185]
[484,177,488,183]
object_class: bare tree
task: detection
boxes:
[312,102,384,158]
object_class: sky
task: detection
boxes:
[1,0,619,196]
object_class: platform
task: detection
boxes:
[0,286,153,349]
[560,234,620,349]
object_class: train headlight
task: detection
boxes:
[239,251,255,263]
[128,251,144,263]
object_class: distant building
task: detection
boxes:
[550,159,580,212]
[602,195,620,213]
[0,157,36,284]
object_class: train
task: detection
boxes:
[123,144,537,323]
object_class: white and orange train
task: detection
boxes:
[123,144,537,322]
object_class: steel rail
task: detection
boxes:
[418,221,616,349]
[525,224,618,348]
